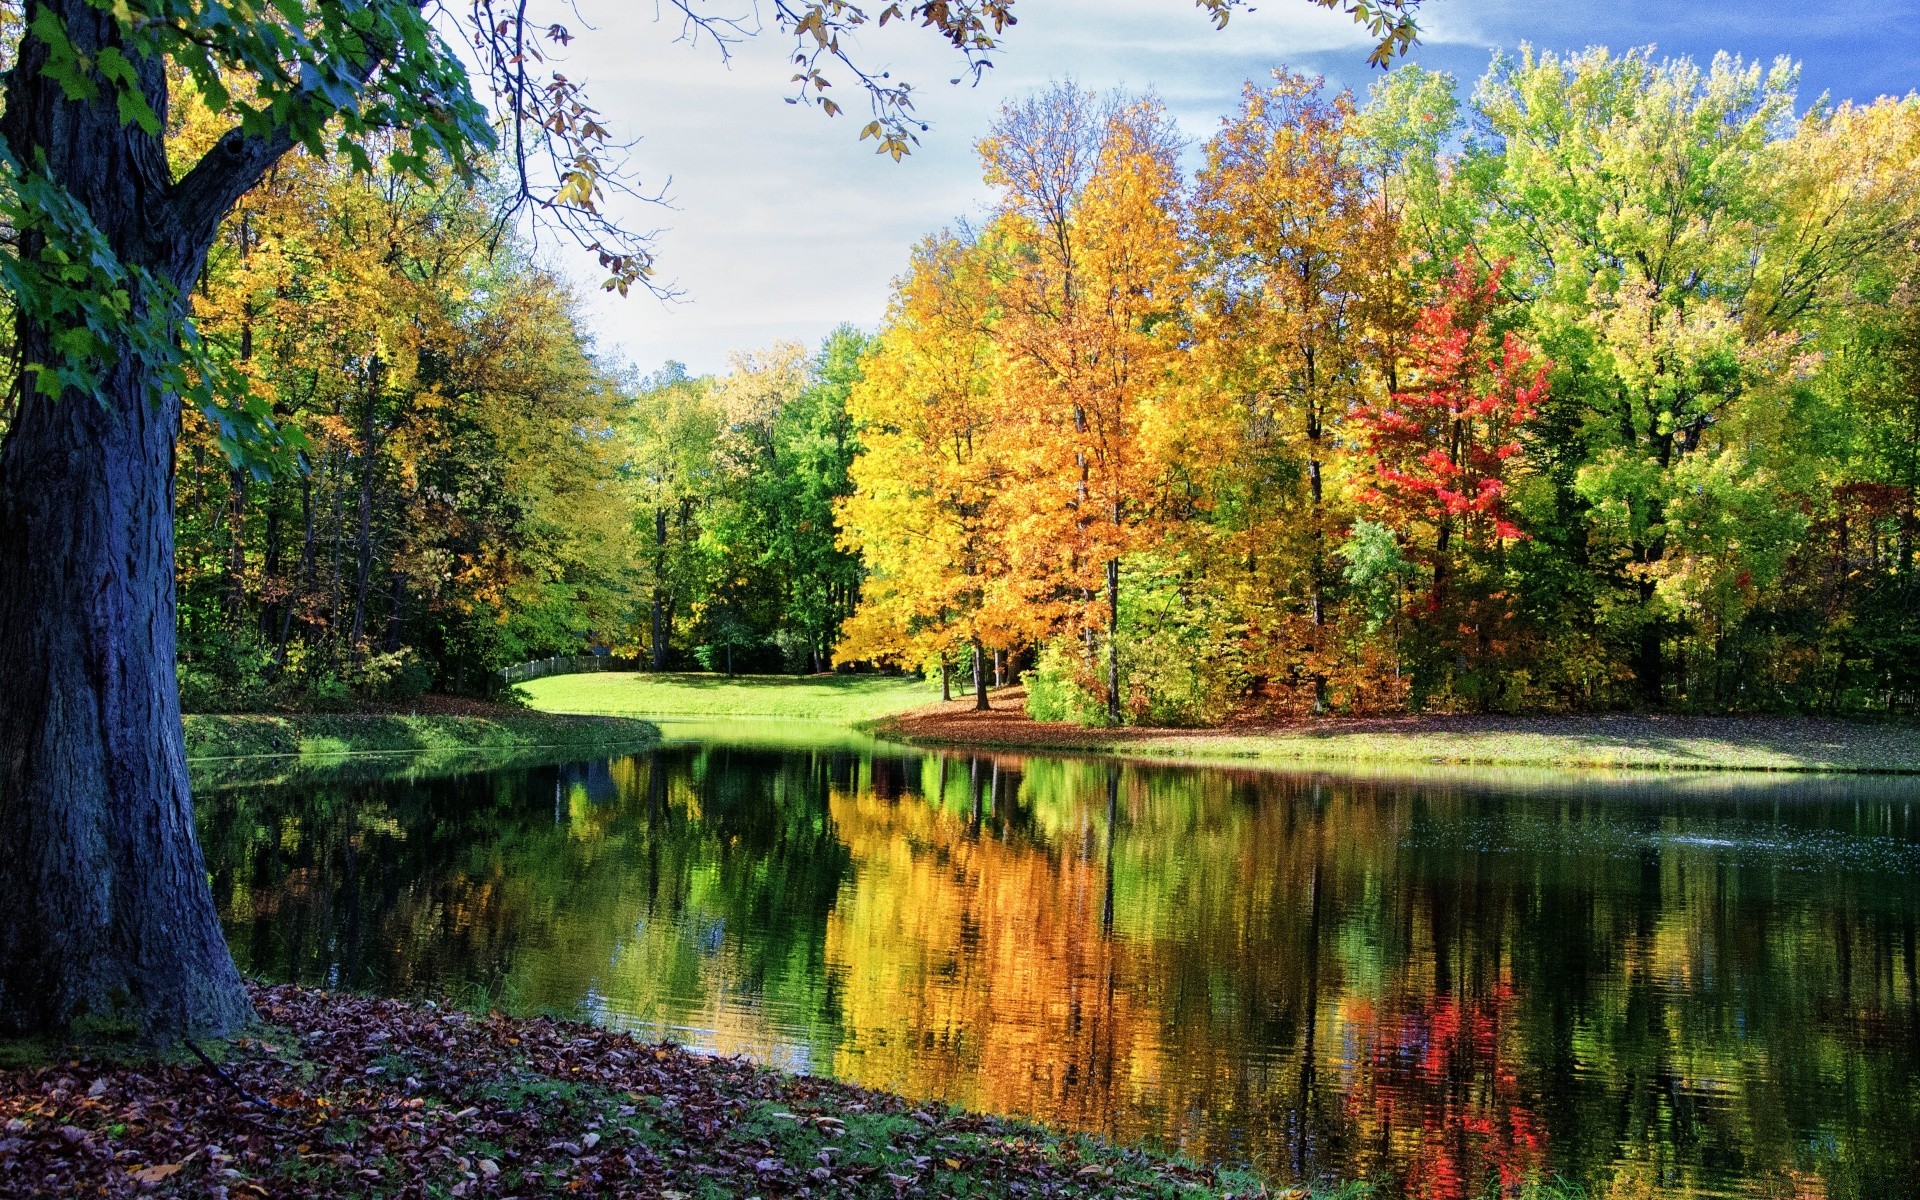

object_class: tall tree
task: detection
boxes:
[1190,71,1400,709]
[838,231,1015,708]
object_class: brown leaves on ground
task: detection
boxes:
[0,983,1254,1199]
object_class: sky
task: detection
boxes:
[529,0,1920,375]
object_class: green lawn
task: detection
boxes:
[520,671,937,722]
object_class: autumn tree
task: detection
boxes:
[981,86,1190,722]
[837,231,1015,709]
[1190,71,1402,710]
[1351,259,1546,703]
[0,0,1423,1041]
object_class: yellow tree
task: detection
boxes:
[1190,71,1400,711]
[982,86,1190,722]
[837,231,1021,708]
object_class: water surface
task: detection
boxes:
[200,732,1920,1199]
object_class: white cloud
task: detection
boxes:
[519,0,1915,375]
[536,0,1387,373]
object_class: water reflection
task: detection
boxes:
[199,742,1920,1198]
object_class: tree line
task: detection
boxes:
[159,45,1920,721]
[835,49,1920,720]
[150,93,871,708]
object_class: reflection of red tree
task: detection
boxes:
[1343,982,1545,1199]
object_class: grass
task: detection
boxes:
[520,670,937,723]
[1126,720,1920,773]
[874,694,1920,774]
[183,709,659,761]
[181,709,661,791]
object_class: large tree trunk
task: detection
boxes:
[0,0,309,1040]
[0,352,250,1039]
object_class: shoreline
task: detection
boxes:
[0,982,1267,1199]
[182,707,661,762]
[869,691,1920,775]
[182,708,661,790]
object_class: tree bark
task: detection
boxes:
[972,635,989,711]
[1106,557,1121,725]
[349,360,383,653]
[0,351,251,1039]
[0,0,322,1040]
[651,507,670,670]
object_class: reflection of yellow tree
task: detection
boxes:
[821,783,1159,1132]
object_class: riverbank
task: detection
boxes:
[874,690,1920,774]
[520,671,935,722]
[183,703,659,763]
[0,983,1266,1200]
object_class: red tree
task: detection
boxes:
[1354,258,1547,611]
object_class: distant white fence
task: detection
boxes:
[499,655,636,686]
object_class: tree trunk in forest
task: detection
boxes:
[972,636,989,711]
[384,570,407,653]
[1106,557,1121,725]
[0,0,319,1040]
[225,467,248,620]
[1635,579,1664,707]
[279,474,316,667]
[349,362,382,654]
[1307,392,1328,715]
[941,657,952,703]
[651,507,670,671]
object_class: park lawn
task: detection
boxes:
[521,671,937,723]
[877,694,1920,774]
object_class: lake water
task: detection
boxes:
[199,724,1920,1198]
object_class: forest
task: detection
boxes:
[49,45,1920,722]
[840,49,1920,721]
[150,84,868,709]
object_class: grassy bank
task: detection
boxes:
[521,670,935,723]
[0,983,1271,1200]
[183,709,660,791]
[875,691,1920,774]
[184,708,658,761]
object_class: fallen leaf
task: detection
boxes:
[130,1164,182,1183]
[477,1159,500,1178]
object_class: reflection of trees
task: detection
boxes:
[203,750,1920,1199]
[1342,982,1544,1200]
[201,746,853,1063]
[813,761,1920,1198]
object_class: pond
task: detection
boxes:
[198,724,1920,1199]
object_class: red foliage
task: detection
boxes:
[1353,259,1548,552]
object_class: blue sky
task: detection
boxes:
[544,0,1920,374]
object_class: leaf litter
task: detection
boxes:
[0,983,1270,1199]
